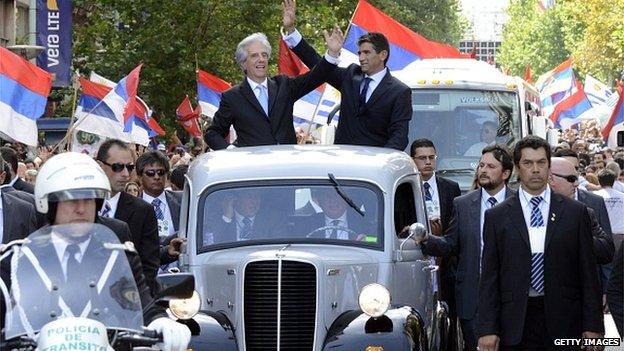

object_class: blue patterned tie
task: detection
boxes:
[529,196,545,293]
[256,85,268,116]
[424,182,432,202]
[529,196,544,227]
[100,201,112,218]
[487,196,498,208]
[152,198,164,220]
[360,77,372,106]
[240,217,252,239]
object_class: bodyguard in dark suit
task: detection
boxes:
[606,241,623,338]
[282,1,413,150]
[0,146,34,194]
[420,144,514,350]
[410,138,461,349]
[204,32,337,150]
[96,139,160,295]
[478,136,603,351]
[549,157,614,265]
[136,151,184,267]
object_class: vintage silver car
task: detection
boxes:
[176,145,449,350]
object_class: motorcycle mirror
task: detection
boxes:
[155,273,195,300]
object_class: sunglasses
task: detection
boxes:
[144,169,167,177]
[553,173,578,183]
[101,160,135,173]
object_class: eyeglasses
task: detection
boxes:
[414,155,437,161]
[101,160,135,173]
[553,173,578,183]
[144,169,167,177]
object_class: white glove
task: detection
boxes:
[146,317,191,351]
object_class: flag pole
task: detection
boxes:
[63,69,81,151]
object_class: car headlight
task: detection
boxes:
[169,290,201,320]
[358,283,391,318]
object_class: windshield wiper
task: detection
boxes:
[328,173,365,217]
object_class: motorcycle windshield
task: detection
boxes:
[4,223,144,339]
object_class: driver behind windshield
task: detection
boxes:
[22,152,191,351]
[464,120,498,156]
[301,188,373,240]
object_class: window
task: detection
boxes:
[394,182,416,238]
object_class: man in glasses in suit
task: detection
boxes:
[96,139,160,295]
[136,150,185,270]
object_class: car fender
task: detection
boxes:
[182,311,238,350]
[322,306,427,351]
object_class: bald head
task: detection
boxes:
[549,157,579,198]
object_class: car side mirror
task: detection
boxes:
[396,223,427,261]
[155,273,195,300]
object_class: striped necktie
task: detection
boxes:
[152,198,164,220]
[529,196,545,293]
[487,196,498,208]
[424,182,432,202]
[100,201,112,218]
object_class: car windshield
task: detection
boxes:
[407,89,520,189]
[3,223,143,339]
[198,181,383,251]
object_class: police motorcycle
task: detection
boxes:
[0,222,195,350]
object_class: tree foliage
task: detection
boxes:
[498,0,624,85]
[66,0,466,139]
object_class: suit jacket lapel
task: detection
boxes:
[365,71,392,107]
[435,176,449,225]
[545,193,563,250]
[508,196,531,250]
[240,79,268,118]
[267,78,277,121]
[352,71,364,112]
[2,194,16,243]
[165,191,180,232]
[115,192,136,221]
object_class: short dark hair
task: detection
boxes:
[0,147,18,173]
[598,169,616,187]
[481,144,513,183]
[96,139,132,163]
[553,148,578,159]
[136,150,170,176]
[357,32,390,65]
[171,165,189,190]
[513,136,551,167]
[410,138,436,157]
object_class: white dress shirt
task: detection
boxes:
[51,232,91,280]
[247,77,269,111]
[324,212,349,240]
[8,175,18,187]
[423,175,441,219]
[100,192,121,218]
[142,192,175,236]
[234,211,256,241]
[359,68,388,103]
[480,187,507,253]
[519,185,550,297]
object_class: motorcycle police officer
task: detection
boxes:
[33,152,191,351]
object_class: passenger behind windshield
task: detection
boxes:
[463,120,498,156]
[299,188,374,241]
[204,189,286,245]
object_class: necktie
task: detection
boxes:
[424,182,432,202]
[329,219,341,239]
[359,77,372,106]
[65,244,88,313]
[240,217,252,239]
[152,198,164,220]
[529,196,545,293]
[256,85,269,116]
[529,196,544,227]
[487,197,498,208]
[100,201,112,218]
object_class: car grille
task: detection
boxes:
[244,260,316,351]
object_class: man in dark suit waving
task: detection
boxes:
[420,144,514,350]
[282,0,412,150]
[204,30,339,150]
[478,136,603,350]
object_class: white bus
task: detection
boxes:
[393,59,554,191]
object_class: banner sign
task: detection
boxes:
[36,0,73,87]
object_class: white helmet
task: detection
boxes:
[35,152,111,213]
